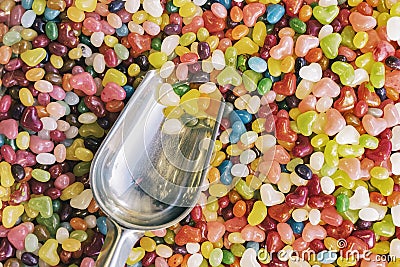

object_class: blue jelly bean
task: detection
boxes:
[246,242,260,252]
[108,0,125,12]
[59,222,73,232]
[248,57,268,73]
[128,262,143,267]
[44,8,61,21]
[22,0,34,9]
[123,85,135,98]
[235,110,252,124]
[61,139,74,147]
[0,134,5,147]
[317,250,337,264]
[116,24,129,37]
[267,4,285,24]
[264,70,280,83]
[97,217,108,235]
[295,164,313,180]
[280,164,289,173]
[216,0,231,9]
[287,218,304,235]
[218,160,233,185]
[229,110,241,124]
[230,121,246,143]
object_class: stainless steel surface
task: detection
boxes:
[90,69,224,267]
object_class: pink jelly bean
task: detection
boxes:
[339,158,361,180]
[211,3,228,19]
[207,221,225,243]
[0,119,18,139]
[320,206,343,227]
[383,104,400,127]
[100,20,116,35]
[101,82,126,102]
[242,3,266,27]
[224,216,247,232]
[298,95,317,113]
[72,66,85,75]
[69,72,97,96]
[81,257,96,267]
[7,222,34,250]
[362,114,388,136]
[292,237,309,251]
[241,225,266,242]
[151,229,167,237]
[182,16,204,34]
[83,17,102,32]
[302,223,327,242]
[54,144,66,163]
[295,35,319,57]
[143,21,160,36]
[270,36,294,60]
[277,223,294,244]
[1,145,16,164]
[0,95,12,112]
[55,173,75,190]
[385,70,400,93]
[29,135,55,154]
[15,150,37,167]
[155,257,169,267]
[349,12,377,32]
[312,77,341,98]
[49,85,66,100]
[324,108,346,136]
[373,41,395,62]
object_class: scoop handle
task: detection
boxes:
[95,219,143,267]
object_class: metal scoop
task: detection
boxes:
[90,69,224,267]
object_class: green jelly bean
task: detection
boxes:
[257,78,272,95]
[340,26,357,50]
[86,66,97,77]
[333,187,353,197]
[237,54,248,73]
[36,214,60,236]
[230,244,246,257]
[52,200,61,213]
[320,164,337,177]
[32,169,51,182]
[78,123,104,138]
[73,161,92,176]
[151,37,162,51]
[45,21,58,41]
[225,47,238,68]
[324,140,339,167]
[79,34,91,46]
[339,209,359,224]
[179,32,196,46]
[289,18,307,34]
[222,250,235,265]
[2,31,21,46]
[336,194,350,212]
[320,33,342,59]
[235,179,254,200]
[28,196,53,218]
[286,158,303,172]
[5,137,17,150]
[373,215,395,237]
[331,61,355,86]
[332,169,355,189]
[209,248,223,267]
[370,62,385,88]
[311,134,329,148]
[78,99,89,113]
[338,144,364,158]
[313,5,339,25]
[173,83,190,96]
[166,1,178,13]
[70,230,88,242]
[359,134,379,149]
[217,67,242,86]
[242,70,263,92]
[114,43,129,60]
[164,229,175,244]
[296,111,317,136]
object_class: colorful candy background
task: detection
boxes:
[1,0,400,266]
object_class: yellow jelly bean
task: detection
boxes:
[268,57,282,77]
[348,0,362,5]
[324,237,339,251]
[16,131,30,150]
[228,232,246,244]
[180,89,200,116]
[24,202,39,218]
[32,0,46,15]
[62,238,81,252]
[252,118,266,133]
[206,36,220,51]
[163,106,183,119]
[68,47,83,60]
[180,32,196,47]
[25,68,45,82]
[179,2,196,17]
[355,52,374,73]
[19,88,34,107]
[0,162,14,187]
[212,239,223,248]
[377,12,390,27]
[233,37,258,55]
[280,56,295,73]
[337,256,357,266]
[161,14,169,30]
[67,6,85,22]
[370,166,389,179]
[331,170,355,189]
[371,177,394,196]
[148,52,168,68]
[2,204,24,228]
[102,69,127,86]
[247,200,267,226]
[140,237,157,252]
[252,22,267,47]
[50,55,63,69]
[74,147,94,162]
[201,241,213,259]
[60,182,85,201]
[208,183,228,197]
[39,239,60,266]
[226,144,243,156]
[132,11,148,24]
[173,0,190,7]
[75,0,97,12]
[147,15,162,25]
[390,2,400,15]
[127,247,145,265]
[371,241,390,254]
[175,46,190,56]
[66,138,85,161]
[128,63,141,77]
[289,108,301,120]
[20,29,38,41]
[197,28,210,42]
[214,140,222,151]
[21,48,47,67]
[104,35,119,47]
[353,32,368,49]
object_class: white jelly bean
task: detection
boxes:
[143,0,163,17]
[299,63,322,82]
[91,32,105,48]
[187,253,203,267]
[389,239,400,258]
[247,95,261,114]
[93,54,106,74]
[231,164,249,177]
[335,125,360,145]
[34,80,53,93]
[310,152,324,171]
[292,209,309,222]
[40,117,57,131]
[36,153,56,165]
[161,35,180,56]
[240,249,261,267]
[56,227,69,244]
[318,25,333,40]
[255,134,276,153]
[162,119,183,135]
[240,131,258,146]
[387,16,400,41]
[158,83,180,106]
[321,176,335,195]
[278,173,292,193]
[199,82,217,94]
[349,186,370,210]
[260,184,285,206]
[21,10,36,28]
[392,205,400,227]
[160,61,175,79]
[211,49,225,70]
[359,207,379,221]
[186,243,200,254]
[309,209,321,225]
[239,149,256,165]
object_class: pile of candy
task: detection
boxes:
[2,0,400,265]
